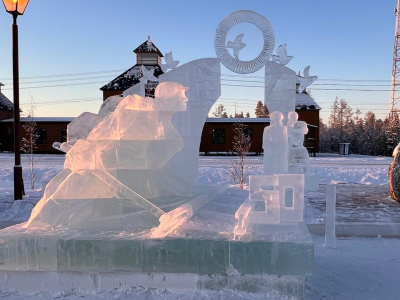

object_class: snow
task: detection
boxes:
[0,152,399,299]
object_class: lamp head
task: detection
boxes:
[2,0,29,16]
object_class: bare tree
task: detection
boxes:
[21,100,38,189]
[230,122,252,189]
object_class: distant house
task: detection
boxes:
[100,36,164,100]
[0,83,13,121]
[0,117,74,153]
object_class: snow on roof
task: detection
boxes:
[206,117,270,123]
[100,65,163,91]
[133,37,163,57]
[0,117,75,123]
[0,92,13,111]
[295,92,321,110]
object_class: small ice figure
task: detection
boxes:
[287,112,311,175]
[227,33,246,60]
[161,52,180,72]
[272,44,293,65]
[297,66,317,93]
[263,111,288,175]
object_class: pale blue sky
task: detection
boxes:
[0,0,395,121]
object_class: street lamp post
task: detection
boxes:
[2,0,29,200]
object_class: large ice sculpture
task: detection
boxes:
[26,82,207,229]
[263,111,288,175]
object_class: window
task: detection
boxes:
[244,128,253,142]
[7,128,13,142]
[35,128,47,144]
[61,129,67,143]
[212,128,225,144]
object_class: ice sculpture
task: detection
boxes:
[161,52,180,72]
[159,58,221,188]
[26,82,205,229]
[287,112,319,190]
[264,61,297,125]
[263,111,288,175]
[297,65,318,93]
[288,114,310,174]
[272,44,293,65]
[215,10,275,74]
[234,174,305,235]
[66,112,102,146]
[227,33,246,60]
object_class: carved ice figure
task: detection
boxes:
[27,58,222,231]
[287,112,319,190]
[140,65,159,84]
[297,65,317,93]
[26,82,194,230]
[272,44,293,65]
[161,52,180,72]
[264,61,297,125]
[263,111,288,175]
[234,174,305,236]
[227,33,246,60]
[288,121,311,175]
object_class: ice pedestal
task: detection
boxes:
[0,223,313,299]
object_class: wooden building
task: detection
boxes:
[0,83,13,121]
[0,117,74,153]
[100,37,164,100]
[200,116,318,156]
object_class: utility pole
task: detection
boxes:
[390,0,400,115]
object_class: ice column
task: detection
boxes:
[264,61,296,125]
[325,184,337,248]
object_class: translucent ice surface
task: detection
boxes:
[26,79,219,230]
[263,111,288,175]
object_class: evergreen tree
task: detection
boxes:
[235,111,244,118]
[212,104,228,118]
[255,101,270,118]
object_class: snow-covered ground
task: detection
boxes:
[0,152,399,299]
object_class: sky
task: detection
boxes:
[0,0,396,122]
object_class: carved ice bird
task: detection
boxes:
[227,33,246,60]
[161,52,180,72]
[139,65,159,84]
[297,66,317,93]
[272,44,293,65]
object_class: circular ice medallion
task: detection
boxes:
[215,10,275,74]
